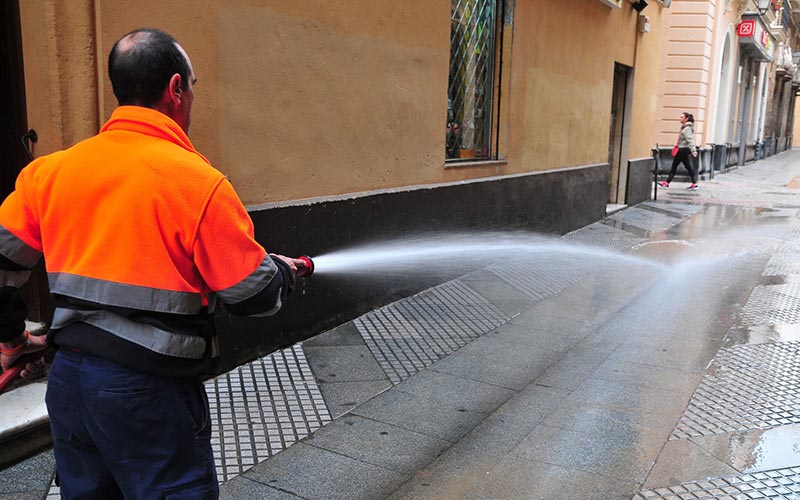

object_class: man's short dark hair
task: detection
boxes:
[108,28,191,107]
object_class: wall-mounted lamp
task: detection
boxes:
[756,0,771,15]
[632,0,648,12]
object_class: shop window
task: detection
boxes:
[446,0,502,161]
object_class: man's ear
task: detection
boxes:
[167,73,182,104]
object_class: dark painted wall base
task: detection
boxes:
[214,163,611,372]
[625,157,654,206]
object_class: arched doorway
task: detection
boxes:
[713,31,734,144]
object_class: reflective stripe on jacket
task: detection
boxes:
[0,106,292,375]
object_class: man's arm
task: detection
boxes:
[0,169,49,373]
[0,239,47,373]
[193,178,302,316]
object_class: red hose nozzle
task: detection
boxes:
[296,255,314,278]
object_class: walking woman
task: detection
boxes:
[659,112,699,191]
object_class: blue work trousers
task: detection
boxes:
[45,348,218,499]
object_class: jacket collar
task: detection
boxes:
[100,106,210,164]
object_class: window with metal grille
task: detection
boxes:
[446,0,500,161]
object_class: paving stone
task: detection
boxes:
[544,404,678,439]
[392,369,516,414]
[511,423,667,483]
[302,322,365,347]
[305,414,450,475]
[220,476,304,500]
[643,439,740,489]
[605,342,719,373]
[303,345,387,383]
[0,494,39,500]
[591,359,705,400]
[317,379,392,418]
[387,385,570,499]
[460,456,638,500]
[457,269,537,317]
[455,383,569,452]
[351,389,491,443]
[510,298,594,333]
[563,378,690,419]
[534,343,618,391]
[0,449,55,495]
[487,320,589,353]
[428,334,562,390]
[241,443,407,500]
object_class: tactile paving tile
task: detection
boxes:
[634,466,800,499]
[788,223,800,242]
[764,247,800,276]
[46,344,330,495]
[486,254,591,300]
[672,342,800,439]
[642,201,704,218]
[607,206,684,233]
[355,280,510,384]
[740,284,800,326]
[207,344,330,482]
[562,222,647,253]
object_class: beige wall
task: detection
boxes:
[19,0,668,206]
[507,0,668,169]
[659,0,719,147]
[19,0,100,155]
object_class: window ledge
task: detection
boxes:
[444,158,508,169]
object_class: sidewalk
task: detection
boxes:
[5,151,800,499]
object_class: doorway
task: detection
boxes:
[608,63,633,204]
[0,0,27,198]
[0,1,53,324]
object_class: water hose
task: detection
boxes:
[0,352,44,394]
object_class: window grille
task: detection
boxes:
[447,0,498,160]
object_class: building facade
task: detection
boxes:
[659,0,799,173]
[2,0,673,365]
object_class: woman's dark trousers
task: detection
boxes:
[667,147,698,184]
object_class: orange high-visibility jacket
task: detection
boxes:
[0,106,293,376]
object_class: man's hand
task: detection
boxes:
[270,254,301,275]
[1,332,48,378]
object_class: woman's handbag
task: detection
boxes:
[671,145,679,157]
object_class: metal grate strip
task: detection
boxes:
[635,466,800,499]
[673,342,800,439]
[562,222,647,253]
[486,254,589,300]
[741,284,800,326]
[355,280,510,384]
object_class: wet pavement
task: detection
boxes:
[5,151,800,498]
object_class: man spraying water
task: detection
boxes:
[0,28,310,499]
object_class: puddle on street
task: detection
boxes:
[710,423,800,473]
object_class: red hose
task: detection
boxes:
[0,353,45,394]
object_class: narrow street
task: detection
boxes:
[221,149,800,499]
[6,153,800,499]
